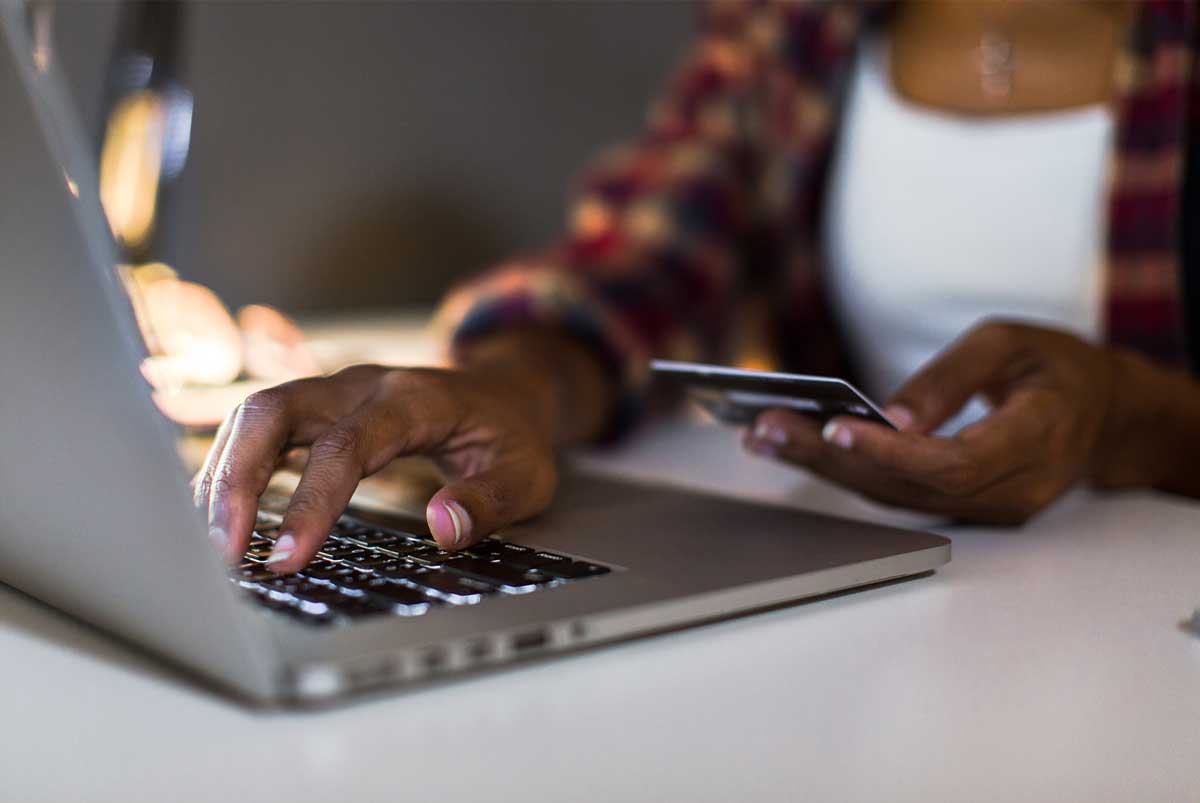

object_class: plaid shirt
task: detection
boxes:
[438,0,1197,439]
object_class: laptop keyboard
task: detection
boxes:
[230,510,612,626]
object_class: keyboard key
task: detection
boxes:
[260,575,307,593]
[365,580,433,610]
[464,539,504,557]
[535,559,611,580]
[473,542,560,570]
[237,566,278,583]
[291,605,337,624]
[525,551,573,571]
[294,587,350,606]
[342,529,408,549]
[442,558,550,593]
[236,517,613,623]
[236,580,269,594]
[389,544,437,560]
[332,519,364,535]
[301,565,360,583]
[292,599,335,619]
[298,579,335,595]
[334,599,391,620]
[334,573,404,599]
[408,549,465,566]
[403,570,492,604]
[377,540,438,558]
[330,571,371,589]
[471,541,534,561]
[318,544,371,561]
[491,550,570,571]
[344,553,395,570]
[375,560,423,580]
[257,595,297,612]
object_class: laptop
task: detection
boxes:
[0,4,949,705]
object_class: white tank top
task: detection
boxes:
[823,40,1114,424]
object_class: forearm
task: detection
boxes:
[1092,349,1200,497]
[454,328,618,447]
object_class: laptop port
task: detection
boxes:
[422,647,447,672]
[512,629,548,653]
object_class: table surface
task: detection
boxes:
[5,319,1200,803]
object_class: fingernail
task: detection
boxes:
[443,501,471,547]
[884,405,914,431]
[822,421,854,450]
[208,526,227,551]
[747,439,777,457]
[266,534,296,566]
[753,422,788,446]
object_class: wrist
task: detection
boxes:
[1091,348,1179,490]
[454,328,615,445]
[472,354,564,433]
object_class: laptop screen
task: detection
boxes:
[3,2,313,466]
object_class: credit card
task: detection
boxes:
[651,359,897,429]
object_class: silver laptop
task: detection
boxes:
[0,4,949,705]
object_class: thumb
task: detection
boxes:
[888,322,1025,433]
[425,450,558,549]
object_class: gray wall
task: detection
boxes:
[54,1,693,313]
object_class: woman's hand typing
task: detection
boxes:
[194,330,614,573]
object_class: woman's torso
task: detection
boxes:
[822,36,1115,408]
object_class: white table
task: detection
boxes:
[5,330,1200,802]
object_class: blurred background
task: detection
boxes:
[53,0,691,314]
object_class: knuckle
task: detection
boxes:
[871,437,909,471]
[971,319,1018,349]
[930,452,980,497]
[377,367,424,391]
[380,367,456,403]
[209,468,238,500]
[194,468,214,496]
[193,474,213,506]
[313,425,362,460]
[333,363,386,383]
[283,491,324,520]
[239,388,286,418]
[382,370,463,433]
